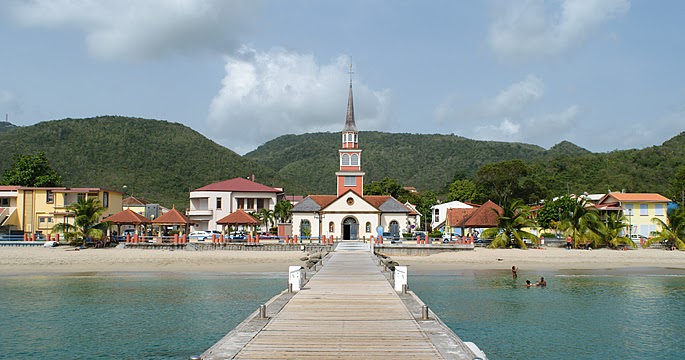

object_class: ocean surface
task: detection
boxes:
[1,270,684,359]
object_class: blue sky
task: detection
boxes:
[1,0,684,155]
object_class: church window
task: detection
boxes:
[300,220,311,237]
[329,222,334,232]
[351,154,359,166]
[344,176,356,186]
[365,222,371,232]
[342,154,350,166]
[346,197,354,205]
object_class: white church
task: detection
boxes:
[291,71,418,240]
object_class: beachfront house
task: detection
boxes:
[0,186,123,238]
[596,192,671,238]
[443,200,502,237]
[186,177,282,232]
[430,200,473,230]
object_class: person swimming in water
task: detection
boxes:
[536,277,547,287]
[525,280,532,287]
[512,266,518,279]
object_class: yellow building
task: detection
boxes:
[1,187,123,237]
[597,192,671,238]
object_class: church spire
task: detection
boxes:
[343,62,358,132]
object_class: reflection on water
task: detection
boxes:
[0,273,285,359]
[410,272,685,360]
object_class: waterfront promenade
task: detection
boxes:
[201,242,479,359]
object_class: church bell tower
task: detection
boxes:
[336,63,365,197]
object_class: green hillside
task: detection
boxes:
[2,116,683,208]
[248,131,685,201]
[0,116,282,208]
[0,122,17,134]
[246,131,547,194]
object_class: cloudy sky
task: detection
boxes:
[1,0,684,154]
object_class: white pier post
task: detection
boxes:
[394,266,407,292]
[289,266,303,291]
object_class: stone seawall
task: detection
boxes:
[123,242,334,252]
[373,244,473,256]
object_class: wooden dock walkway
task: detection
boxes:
[201,242,479,359]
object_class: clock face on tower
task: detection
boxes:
[346,197,354,206]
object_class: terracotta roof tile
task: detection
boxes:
[0,186,20,191]
[217,209,260,225]
[603,193,671,203]
[464,200,502,227]
[309,195,338,208]
[122,196,151,206]
[363,195,392,209]
[194,178,280,193]
[103,209,151,224]
[152,207,191,224]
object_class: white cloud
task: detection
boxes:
[474,118,522,142]
[7,0,258,60]
[478,74,544,117]
[525,105,579,143]
[207,47,392,154]
[488,0,630,62]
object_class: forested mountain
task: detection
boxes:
[0,116,282,208]
[1,116,683,209]
[245,131,547,194]
[0,121,17,134]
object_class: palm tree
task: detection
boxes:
[644,208,685,250]
[52,198,108,247]
[561,198,600,249]
[274,200,293,223]
[259,208,275,232]
[595,212,634,249]
[482,198,538,249]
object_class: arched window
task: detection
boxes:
[350,154,359,166]
[300,220,311,237]
[342,154,350,166]
[365,222,371,233]
[329,221,334,232]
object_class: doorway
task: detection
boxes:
[342,217,358,240]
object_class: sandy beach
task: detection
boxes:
[0,246,683,275]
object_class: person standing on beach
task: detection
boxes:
[566,236,573,250]
[511,266,518,279]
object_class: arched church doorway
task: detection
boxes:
[342,217,358,240]
[389,221,400,238]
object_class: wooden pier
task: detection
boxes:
[201,242,481,359]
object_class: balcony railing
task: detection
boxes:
[187,209,213,216]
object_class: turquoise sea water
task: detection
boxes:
[410,270,685,360]
[0,273,285,359]
[1,270,684,359]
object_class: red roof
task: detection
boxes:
[123,196,151,206]
[447,200,502,228]
[194,178,280,193]
[152,207,191,224]
[363,195,393,209]
[0,186,20,191]
[217,209,260,225]
[309,195,338,208]
[103,209,151,224]
[599,193,671,204]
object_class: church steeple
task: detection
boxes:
[336,62,365,197]
[343,74,358,133]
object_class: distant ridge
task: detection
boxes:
[0,116,282,208]
[0,121,17,134]
[1,116,683,207]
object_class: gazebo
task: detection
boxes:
[152,206,192,238]
[103,209,151,238]
[217,209,260,235]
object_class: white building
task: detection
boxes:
[290,71,417,240]
[187,178,282,231]
[430,200,473,230]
